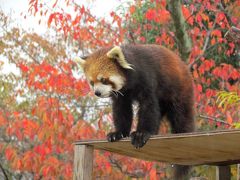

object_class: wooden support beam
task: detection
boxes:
[237,164,240,180]
[74,145,93,180]
[216,166,231,180]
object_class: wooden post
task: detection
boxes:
[237,164,240,180]
[74,145,93,180]
[216,166,231,180]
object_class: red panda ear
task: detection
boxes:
[106,46,133,70]
[74,57,86,69]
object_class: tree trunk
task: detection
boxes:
[167,0,192,62]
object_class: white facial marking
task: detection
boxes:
[109,75,125,91]
[89,76,93,81]
[97,74,103,81]
[94,82,112,98]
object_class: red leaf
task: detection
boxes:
[140,36,146,43]
[145,9,157,21]
[19,63,29,73]
[216,122,221,127]
[197,84,202,93]
[80,5,85,14]
[196,14,202,23]
[217,12,226,22]
[211,30,222,37]
[110,11,115,17]
[5,147,16,161]
[182,6,191,19]
[230,69,240,80]
[206,89,216,97]
[48,13,55,27]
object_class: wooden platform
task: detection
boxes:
[75,130,240,166]
[74,130,240,179]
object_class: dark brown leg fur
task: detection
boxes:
[167,101,195,180]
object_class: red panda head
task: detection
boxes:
[75,46,133,98]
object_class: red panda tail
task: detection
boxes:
[173,165,191,180]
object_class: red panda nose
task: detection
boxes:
[95,91,101,97]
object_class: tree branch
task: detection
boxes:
[167,0,192,62]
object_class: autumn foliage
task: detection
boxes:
[0,0,239,179]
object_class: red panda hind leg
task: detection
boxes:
[166,100,195,179]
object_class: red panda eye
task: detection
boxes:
[90,81,94,86]
[101,78,108,85]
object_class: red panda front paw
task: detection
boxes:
[130,131,151,149]
[107,132,126,142]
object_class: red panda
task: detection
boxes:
[75,44,195,179]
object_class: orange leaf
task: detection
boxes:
[42,165,52,176]
[22,119,39,140]
[0,113,7,126]
[226,111,233,124]
[193,70,199,78]
[15,159,23,170]
[149,168,156,180]
[129,5,136,14]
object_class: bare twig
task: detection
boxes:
[202,21,217,54]
[198,114,232,126]
[128,30,136,44]
[108,155,145,178]
[0,162,9,180]
[225,26,240,42]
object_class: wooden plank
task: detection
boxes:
[73,145,93,180]
[75,130,240,144]
[75,130,240,166]
[216,166,231,180]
